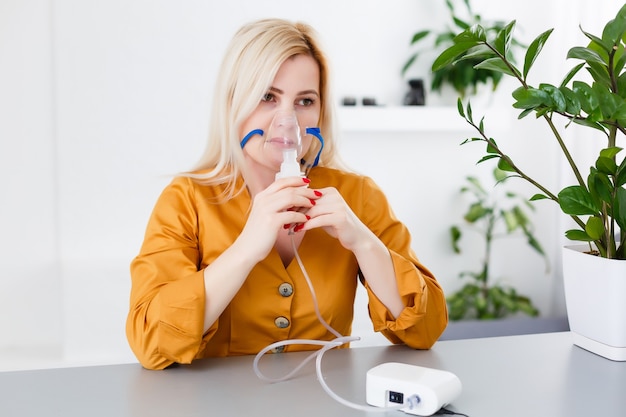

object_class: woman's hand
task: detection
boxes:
[299,187,373,253]
[301,186,405,318]
[237,177,321,262]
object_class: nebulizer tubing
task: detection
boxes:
[252,234,416,413]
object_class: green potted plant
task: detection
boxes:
[433,4,626,360]
[402,0,523,98]
[447,168,546,321]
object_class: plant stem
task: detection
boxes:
[543,114,587,189]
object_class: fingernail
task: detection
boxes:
[302,178,311,184]
[309,199,316,205]
[283,224,291,229]
[305,215,311,220]
[314,190,322,197]
[294,224,304,232]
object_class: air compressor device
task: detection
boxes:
[366,362,462,416]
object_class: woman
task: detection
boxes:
[126,18,448,370]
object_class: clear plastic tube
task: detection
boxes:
[252,235,416,413]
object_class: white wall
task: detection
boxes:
[0,0,621,369]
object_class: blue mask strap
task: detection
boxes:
[240,129,264,149]
[304,127,324,168]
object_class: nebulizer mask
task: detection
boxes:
[239,110,324,179]
[267,111,304,179]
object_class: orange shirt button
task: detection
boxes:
[274,316,290,329]
[270,345,285,353]
[278,283,293,297]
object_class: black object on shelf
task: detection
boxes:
[403,79,425,106]
[362,97,377,106]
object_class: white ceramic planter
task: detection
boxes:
[562,245,626,361]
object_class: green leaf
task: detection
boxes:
[410,30,430,45]
[530,193,550,201]
[587,61,612,87]
[616,159,626,187]
[589,170,613,206]
[464,202,490,223]
[580,26,612,54]
[512,86,551,109]
[572,117,607,133]
[596,156,618,175]
[599,147,621,160]
[559,63,585,88]
[564,229,594,241]
[616,55,626,83]
[524,28,554,80]
[558,86,582,115]
[450,226,462,253]
[493,167,508,182]
[485,138,498,154]
[432,42,480,71]
[540,83,567,113]
[402,54,418,75]
[613,102,626,123]
[457,98,465,118]
[459,45,498,61]
[585,216,605,240]
[452,16,471,31]
[493,20,516,56]
[596,88,622,119]
[477,154,500,164]
[454,24,487,43]
[567,46,608,66]
[602,12,626,46]
[615,186,626,230]
[474,57,518,77]
[558,185,599,215]
[572,81,599,114]
[517,108,534,119]
[526,233,546,257]
[497,157,515,172]
[466,176,487,194]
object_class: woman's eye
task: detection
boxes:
[298,97,315,106]
[262,93,275,102]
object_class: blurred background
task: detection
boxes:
[0,0,619,370]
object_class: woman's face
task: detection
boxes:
[240,54,321,175]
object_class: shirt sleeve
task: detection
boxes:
[126,178,212,370]
[356,176,448,348]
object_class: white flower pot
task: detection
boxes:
[562,245,626,361]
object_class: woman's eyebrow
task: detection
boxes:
[268,86,319,97]
[299,89,320,97]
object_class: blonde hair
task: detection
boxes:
[185,18,343,199]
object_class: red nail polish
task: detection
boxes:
[302,178,311,184]
[283,224,291,229]
[294,224,304,232]
[309,199,316,205]
[314,190,322,197]
[305,215,311,220]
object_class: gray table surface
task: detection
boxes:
[1,332,625,417]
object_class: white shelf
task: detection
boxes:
[337,105,511,133]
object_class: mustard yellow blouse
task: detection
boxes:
[126,167,448,370]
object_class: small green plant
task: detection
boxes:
[402,0,523,98]
[447,168,547,320]
[434,4,626,259]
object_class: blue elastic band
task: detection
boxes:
[240,129,264,149]
[305,127,324,168]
